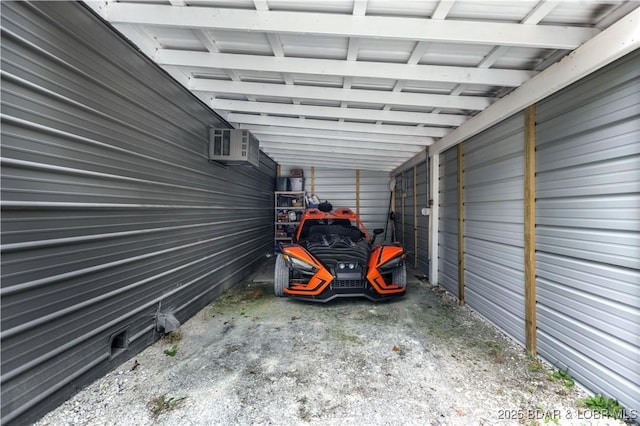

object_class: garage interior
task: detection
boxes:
[0,1,638,424]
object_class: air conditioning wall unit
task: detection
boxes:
[208,128,260,167]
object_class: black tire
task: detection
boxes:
[274,254,289,296]
[392,264,407,288]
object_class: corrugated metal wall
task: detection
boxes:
[399,168,416,265]
[0,3,276,425]
[535,51,639,413]
[392,162,429,274]
[279,166,390,237]
[416,162,429,274]
[463,114,526,344]
[437,147,458,297]
[359,170,391,236]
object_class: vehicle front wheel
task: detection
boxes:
[274,254,290,296]
[392,264,407,288]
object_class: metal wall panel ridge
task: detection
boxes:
[0,3,277,425]
[463,113,526,344]
[535,50,640,414]
[438,147,458,296]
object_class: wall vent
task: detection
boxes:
[208,128,260,167]
[109,328,128,358]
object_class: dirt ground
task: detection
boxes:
[36,257,625,426]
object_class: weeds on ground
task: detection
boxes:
[148,395,187,418]
[163,344,179,357]
[527,356,544,372]
[543,412,561,425]
[528,404,561,425]
[329,328,361,344]
[580,394,626,420]
[297,395,310,420]
[162,331,183,344]
[548,368,574,388]
[486,342,506,364]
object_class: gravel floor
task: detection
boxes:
[36,259,626,426]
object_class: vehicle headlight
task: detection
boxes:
[337,262,358,270]
[379,256,404,273]
[283,254,317,274]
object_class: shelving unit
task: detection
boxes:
[275,191,306,243]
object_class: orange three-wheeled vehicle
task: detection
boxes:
[275,207,406,302]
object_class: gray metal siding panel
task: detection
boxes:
[416,162,429,274]
[310,168,357,210]
[359,170,392,236]
[463,113,525,345]
[393,162,429,274]
[536,51,640,414]
[0,3,276,425]
[402,169,416,266]
[438,147,458,296]
[280,166,390,237]
[392,175,402,247]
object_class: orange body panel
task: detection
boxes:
[281,245,333,296]
[366,246,406,294]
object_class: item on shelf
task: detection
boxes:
[289,177,304,191]
[289,168,303,177]
[306,194,320,208]
[277,195,292,207]
[274,190,306,242]
[318,201,333,212]
[276,176,288,191]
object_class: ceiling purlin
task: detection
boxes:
[85,1,633,171]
